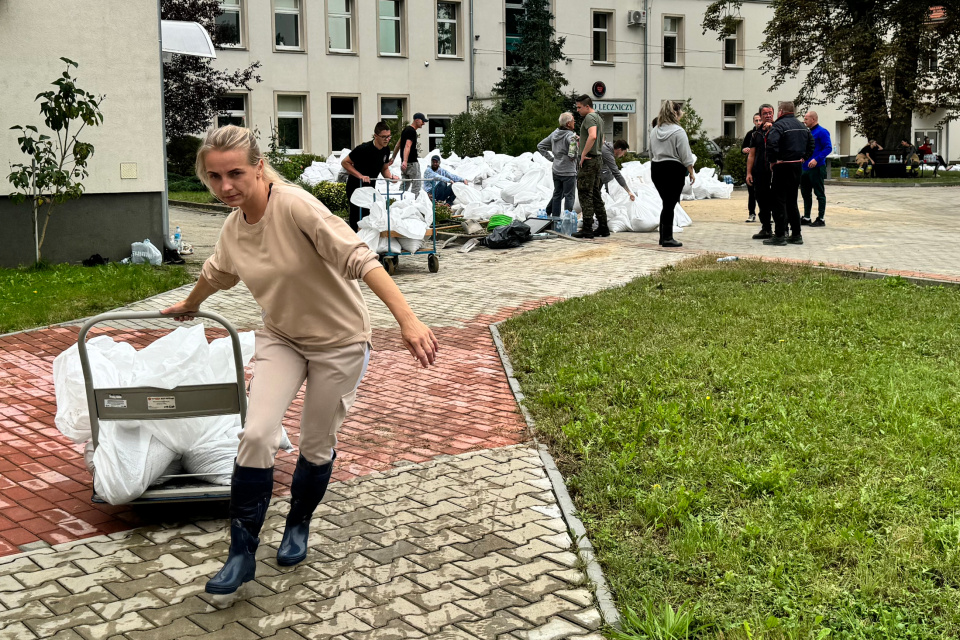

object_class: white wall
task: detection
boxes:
[0,0,165,194]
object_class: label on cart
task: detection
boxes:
[103,396,127,409]
[147,396,176,410]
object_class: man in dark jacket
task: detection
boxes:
[742,113,761,223]
[764,101,814,246]
[746,104,775,239]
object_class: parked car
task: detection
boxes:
[701,138,725,173]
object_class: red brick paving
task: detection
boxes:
[0,299,557,555]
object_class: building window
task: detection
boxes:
[780,42,792,67]
[277,95,306,153]
[437,2,459,57]
[379,0,403,56]
[506,0,524,67]
[380,97,407,124]
[722,102,741,138]
[663,16,682,66]
[328,0,353,52]
[216,0,243,47]
[593,11,611,63]
[274,0,302,50]
[216,94,247,128]
[613,117,628,143]
[330,96,357,152]
[428,117,452,150]
[724,21,743,67]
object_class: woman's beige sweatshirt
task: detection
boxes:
[201,184,382,350]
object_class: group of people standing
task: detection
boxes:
[537,95,637,240]
[744,101,830,246]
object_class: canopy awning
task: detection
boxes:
[160,20,216,59]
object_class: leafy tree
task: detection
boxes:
[493,0,567,113]
[441,103,510,157]
[678,100,716,170]
[502,83,567,156]
[702,1,960,148]
[7,58,104,264]
[161,0,261,139]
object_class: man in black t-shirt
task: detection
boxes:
[391,113,427,197]
[855,140,882,176]
[742,112,761,223]
[745,104,776,239]
[341,121,400,231]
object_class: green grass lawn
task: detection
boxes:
[500,259,960,639]
[0,263,193,333]
[168,190,220,204]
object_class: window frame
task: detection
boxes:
[379,94,410,125]
[723,20,744,69]
[215,93,249,129]
[328,93,360,154]
[662,15,684,67]
[592,9,614,65]
[722,101,742,139]
[436,1,462,59]
[505,0,524,68]
[326,0,357,55]
[377,0,407,58]
[612,116,629,146]
[275,92,309,154]
[272,0,305,52]
[216,0,246,49]
[427,116,453,151]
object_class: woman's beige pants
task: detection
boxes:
[237,330,369,469]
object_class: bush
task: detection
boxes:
[441,102,510,157]
[166,136,203,177]
[168,175,206,192]
[311,181,348,212]
[724,146,748,185]
[434,202,453,223]
[274,154,325,182]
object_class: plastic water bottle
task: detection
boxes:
[568,138,577,158]
[717,256,739,263]
[173,226,182,251]
[537,208,547,218]
[562,210,575,235]
[840,166,849,178]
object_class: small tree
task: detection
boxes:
[441,103,511,157]
[678,100,715,170]
[493,0,567,113]
[7,58,104,264]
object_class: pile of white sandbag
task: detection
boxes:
[349,186,430,254]
[299,147,733,236]
[53,325,293,505]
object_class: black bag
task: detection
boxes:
[480,220,532,249]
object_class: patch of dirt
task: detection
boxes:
[549,244,618,264]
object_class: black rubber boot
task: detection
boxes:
[572,218,594,239]
[277,452,336,566]
[205,465,274,595]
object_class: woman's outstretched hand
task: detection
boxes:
[401,318,439,367]
[160,300,200,322]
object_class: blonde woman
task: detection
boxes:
[162,125,438,595]
[650,101,696,247]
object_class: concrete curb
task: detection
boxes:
[169,199,232,213]
[489,321,622,631]
[825,180,960,188]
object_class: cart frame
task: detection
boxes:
[76,310,247,503]
[372,177,440,275]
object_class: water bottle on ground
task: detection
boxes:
[173,226,182,252]
[717,256,739,263]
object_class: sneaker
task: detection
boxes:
[800,217,812,225]
[763,236,787,246]
[752,229,773,240]
[745,213,756,223]
[786,235,804,245]
[811,218,825,227]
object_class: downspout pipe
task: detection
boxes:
[642,0,649,154]
[468,0,475,112]
[157,0,175,252]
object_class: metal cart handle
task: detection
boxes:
[76,310,247,448]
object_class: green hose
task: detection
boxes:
[486,214,513,231]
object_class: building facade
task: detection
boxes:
[0,0,166,267]
[210,0,954,162]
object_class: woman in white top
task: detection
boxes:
[162,125,438,595]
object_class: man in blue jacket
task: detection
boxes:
[800,111,832,227]
[764,101,814,246]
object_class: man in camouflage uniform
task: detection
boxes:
[573,95,608,239]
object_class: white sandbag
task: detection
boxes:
[398,238,424,253]
[52,326,295,505]
[130,239,162,266]
[501,166,546,205]
[377,237,403,253]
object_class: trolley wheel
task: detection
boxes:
[427,253,440,273]
[383,256,398,276]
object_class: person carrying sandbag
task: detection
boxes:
[162,125,438,596]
